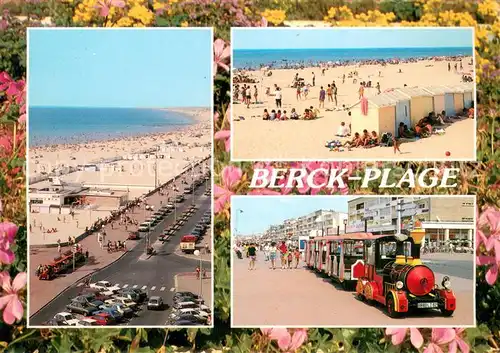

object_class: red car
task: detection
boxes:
[89,312,116,326]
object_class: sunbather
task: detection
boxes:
[364,131,379,148]
[343,132,362,149]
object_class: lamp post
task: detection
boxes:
[194,249,203,308]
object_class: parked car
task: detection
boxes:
[89,312,116,326]
[94,309,123,322]
[54,312,80,326]
[147,296,165,310]
[80,287,113,299]
[105,296,137,309]
[128,232,140,240]
[170,308,210,318]
[117,290,140,303]
[66,301,98,316]
[89,280,120,293]
[78,318,98,326]
[169,313,207,324]
[127,288,147,301]
[100,304,133,318]
[173,301,210,311]
[172,320,200,326]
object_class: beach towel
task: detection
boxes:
[325,140,342,148]
[361,97,369,116]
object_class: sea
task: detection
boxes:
[233,47,473,69]
[28,107,194,147]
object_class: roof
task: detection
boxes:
[350,93,399,109]
[422,85,451,95]
[396,87,433,97]
[446,83,474,93]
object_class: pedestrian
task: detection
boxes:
[312,72,315,86]
[76,220,79,228]
[247,242,257,270]
[278,241,288,269]
[274,87,282,108]
[57,239,61,254]
[319,86,326,108]
[376,82,381,95]
[327,84,333,102]
[287,250,293,269]
[294,248,301,269]
[342,73,345,83]
[264,243,270,261]
[358,83,364,99]
[269,242,277,270]
[333,83,338,106]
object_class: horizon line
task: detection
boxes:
[28,105,210,109]
[234,46,472,51]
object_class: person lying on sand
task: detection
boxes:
[364,131,379,148]
[336,122,350,137]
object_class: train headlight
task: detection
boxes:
[442,276,451,289]
[396,281,404,290]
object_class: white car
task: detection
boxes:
[170,308,209,318]
[78,318,98,326]
[89,280,120,293]
[54,312,80,326]
[173,301,210,311]
[105,296,137,309]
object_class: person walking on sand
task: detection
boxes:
[312,72,316,86]
[274,87,282,108]
[376,82,381,95]
[319,86,326,108]
[393,136,401,154]
[333,83,338,106]
[253,85,258,103]
[245,85,251,108]
[327,84,333,102]
[247,242,257,270]
[296,85,302,101]
[358,83,365,99]
[342,73,345,84]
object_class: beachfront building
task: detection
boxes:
[29,177,128,214]
[422,85,450,115]
[346,197,474,245]
[395,87,434,126]
[350,94,398,137]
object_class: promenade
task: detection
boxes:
[232,251,474,327]
[29,162,208,314]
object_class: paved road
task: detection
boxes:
[421,253,474,280]
[30,184,212,326]
[232,252,474,327]
[29,162,209,314]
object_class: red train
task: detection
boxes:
[305,224,456,318]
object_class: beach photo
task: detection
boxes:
[231,27,475,161]
[27,28,213,327]
[231,195,475,327]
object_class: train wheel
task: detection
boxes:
[386,296,401,318]
[441,309,454,317]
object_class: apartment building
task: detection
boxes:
[347,196,474,243]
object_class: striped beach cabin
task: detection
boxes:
[395,87,434,126]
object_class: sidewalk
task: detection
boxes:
[29,171,198,314]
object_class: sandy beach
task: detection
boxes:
[29,108,211,244]
[232,58,475,160]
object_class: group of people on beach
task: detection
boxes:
[234,83,258,108]
[235,241,301,271]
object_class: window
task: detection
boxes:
[356,203,364,210]
[462,202,474,207]
[462,217,473,222]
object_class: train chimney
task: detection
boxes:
[409,221,425,265]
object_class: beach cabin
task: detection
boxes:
[457,83,474,109]
[395,87,434,126]
[350,93,398,137]
[383,90,411,133]
[422,86,450,116]
[444,84,467,114]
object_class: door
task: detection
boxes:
[463,92,473,109]
[444,93,455,116]
[395,100,411,133]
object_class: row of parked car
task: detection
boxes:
[46,280,160,326]
[160,205,199,241]
[167,291,211,326]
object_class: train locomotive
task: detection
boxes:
[355,224,456,318]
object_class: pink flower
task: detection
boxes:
[423,328,456,353]
[477,255,498,285]
[214,130,230,152]
[0,272,26,324]
[448,328,469,353]
[95,0,125,17]
[385,328,423,348]
[261,328,307,352]
[0,222,17,265]
[0,72,25,104]
[214,39,230,75]
[214,166,242,214]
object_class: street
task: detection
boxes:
[29,166,212,326]
[232,251,474,327]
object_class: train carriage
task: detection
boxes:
[305,224,456,318]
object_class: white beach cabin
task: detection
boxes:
[395,87,434,126]
[444,84,467,114]
[350,93,398,137]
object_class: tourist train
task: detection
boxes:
[304,222,456,318]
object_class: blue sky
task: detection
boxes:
[233,28,473,50]
[28,29,212,108]
[232,196,351,235]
